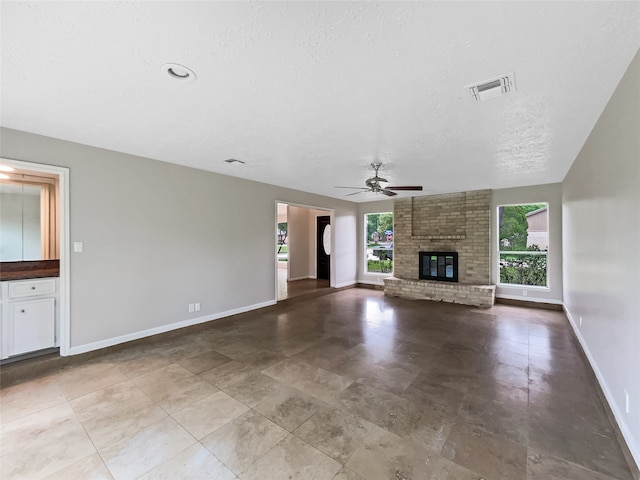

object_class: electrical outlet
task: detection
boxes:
[188,303,195,313]
[522,290,527,297]
[195,303,201,312]
[625,390,630,414]
[579,316,583,327]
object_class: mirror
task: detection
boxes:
[0,183,42,261]
[0,171,58,262]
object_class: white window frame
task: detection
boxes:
[497,202,550,289]
[364,212,394,276]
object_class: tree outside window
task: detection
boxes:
[498,204,548,287]
[365,212,393,273]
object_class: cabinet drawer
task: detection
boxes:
[8,278,57,299]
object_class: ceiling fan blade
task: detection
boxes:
[380,189,398,197]
[334,186,369,190]
[386,186,423,191]
[346,190,367,196]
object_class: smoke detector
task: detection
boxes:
[466,73,516,101]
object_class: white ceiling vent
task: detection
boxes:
[467,73,516,101]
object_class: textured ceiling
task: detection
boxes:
[2,2,639,202]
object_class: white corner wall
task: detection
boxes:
[563,51,640,467]
[287,205,312,281]
[0,128,358,352]
[491,183,563,304]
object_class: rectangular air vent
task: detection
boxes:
[467,73,516,101]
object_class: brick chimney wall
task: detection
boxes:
[393,190,491,284]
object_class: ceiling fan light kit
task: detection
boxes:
[335,162,423,197]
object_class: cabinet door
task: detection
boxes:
[9,298,55,356]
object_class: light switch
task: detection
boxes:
[73,242,83,253]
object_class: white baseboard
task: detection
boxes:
[288,275,314,281]
[563,304,640,471]
[496,293,563,305]
[67,299,277,356]
[335,280,357,289]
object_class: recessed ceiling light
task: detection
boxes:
[224,158,246,164]
[0,165,15,172]
[162,63,196,82]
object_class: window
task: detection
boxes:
[498,203,548,287]
[365,212,393,273]
[276,222,287,261]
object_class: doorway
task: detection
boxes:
[276,202,332,301]
[0,158,70,357]
[316,215,330,280]
[276,203,289,300]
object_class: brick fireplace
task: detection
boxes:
[383,189,496,306]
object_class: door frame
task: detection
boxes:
[274,201,334,301]
[1,158,71,356]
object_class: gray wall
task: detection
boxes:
[563,51,640,464]
[0,128,358,349]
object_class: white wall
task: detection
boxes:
[0,128,358,351]
[491,183,563,304]
[563,51,640,466]
[357,199,395,285]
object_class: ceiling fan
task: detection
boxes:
[335,161,423,197]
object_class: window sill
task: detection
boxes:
[497,284,550,291]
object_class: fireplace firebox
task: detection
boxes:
[419,252,458,282]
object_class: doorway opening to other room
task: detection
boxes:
[276,202,333,302]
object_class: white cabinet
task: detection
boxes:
[9,298,55,355]
[1,278,58,360]
[9,278,56,298]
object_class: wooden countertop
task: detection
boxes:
[0,260,60,281]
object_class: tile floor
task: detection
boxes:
[277,263,331,301]
[0,289,633,480]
